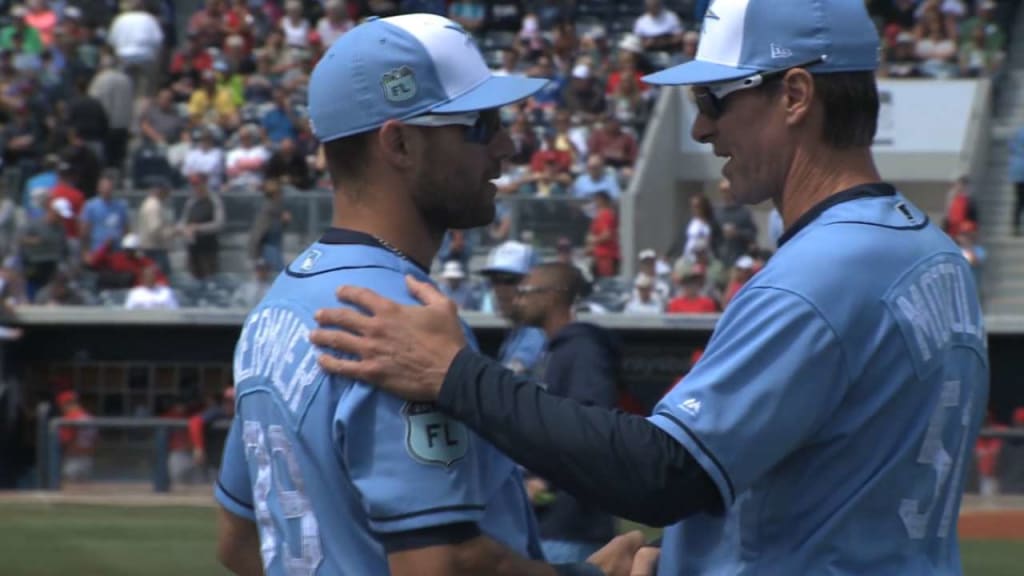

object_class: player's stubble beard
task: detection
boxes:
[411,153,497,238]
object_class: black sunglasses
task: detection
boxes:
[692,56,825,120]
[463,108,503,145]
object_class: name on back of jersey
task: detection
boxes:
[885,256,986,379]
[234,305,321,414]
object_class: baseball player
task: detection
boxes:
[479,240,548,376]
[214,13,642,576]
[310,1,990,574]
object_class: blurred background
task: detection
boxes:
[0,0,1022,574]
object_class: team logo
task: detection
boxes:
[679,397,702,417]
[381,66,418,104]
[404,402,468,467]
[299,249,322,272]
[770,43,793,59]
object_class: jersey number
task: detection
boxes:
[899,380,973,540]
[244,420,323,575]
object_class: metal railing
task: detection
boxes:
[38,407,1024,496]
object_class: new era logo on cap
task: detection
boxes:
[309,13,548,142]
[644,0,880,86]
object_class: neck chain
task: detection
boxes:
[369,234,410,262]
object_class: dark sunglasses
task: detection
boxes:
[489,273,523,286]
[692,56,825,120]
[405,108,504,145]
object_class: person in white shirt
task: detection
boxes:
[634,249,671,301]
[316,0,353,47]
[107,0,164,97]
[633,0,683,53]
[125,265,179,310]
[281,0,310,48]
[182,129,226,189]
[225,125,270,189]
[135,181,175,274]
[624,273,664,314]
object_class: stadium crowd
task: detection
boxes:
[0,0,1010,317]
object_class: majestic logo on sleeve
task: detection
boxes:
[381,66,418,104]
[679,397,702,417]
[404,402,468,467]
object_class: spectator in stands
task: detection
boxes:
[722,255,756,310]
[449,0,486,33]
[975,411,1005,497]
[480,241,548,375]
[530,159,571,197]
[188,68,240,130]
[80,170,129,255]
[585,190,619,278]
[716,178,757,267]
[0,6,43,55]
[494,47,522,77]
[677,239,727,300]
[1,102,45,184]
[882,31,921,78]
[682,192,718,261]
[63,127,103,198]
[562,62,605,122]
[588,115,638,180]
[440,260,479,311]
[528,55,566,112]
[667,267,719,314]
[49,162,86,241]
[139,88,186,148]
[0,256,26,310]
[530,127,573,178]
[955,221,986,296]
[22,154,59,217]
[88,50,133,169]
[33,268,86,306]
[178,173,225,280]
[633,0,684,54]
[188,385,235,481]
[487,0,524,32]
[182,128,226,189]
[188,0,228,50]
[1011,126,1024,235]
[67,74,109,163]
[624,273,663,314]
[915,8,958,78]
[959,22,1003,77]
[942,175,976,237]
[233,259,273,309]
[19,198,68,299]
[225,124,270,189]
[635,249,671,302]
[608,58,648,131]
[507,111,539,165]
[961,0,1004,53]
[248,179,290,273]
[264,137,313,190]
[135,180,175,275]
[573,153,621,200]
[280,0,310,48]
[25,0,57,48]
[124,264,179,310]
[261,87,299,145]
[87,232,166,290]
[107,0,163,98]
[56,389,96,483]
[317,0,354,47]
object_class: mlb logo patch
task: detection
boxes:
[381,66,418,104]
[300,249,322,272]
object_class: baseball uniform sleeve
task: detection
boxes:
[650,286,850,508]
[214,416,256,521]
[336,381,513,535]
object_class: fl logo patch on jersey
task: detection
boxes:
[403,402,468,467]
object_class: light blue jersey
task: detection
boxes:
[498,326,547,375]
[650,187,988,575]
[215,232,543,575]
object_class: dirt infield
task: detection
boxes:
[2,489,1022,539]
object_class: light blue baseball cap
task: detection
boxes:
[643,0,880,86]
[308,13,549,142]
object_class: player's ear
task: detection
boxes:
[781,68,815,129]
[377,120,419,172]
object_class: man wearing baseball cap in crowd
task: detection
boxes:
[479,240,548,376]
[310,2,990,575]
[215,12,642,576]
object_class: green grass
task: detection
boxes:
[0,504,1018,575]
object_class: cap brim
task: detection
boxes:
[642,59,761,87]
[432,75,549,113]
[480,266,526,276]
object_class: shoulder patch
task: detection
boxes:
[403,402,468,467]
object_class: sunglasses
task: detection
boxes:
[515,284,568,297]
[691,56,825,120]
[404,108,504,145]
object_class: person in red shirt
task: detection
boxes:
[162,398,194,486]
[49,164,85,239]
[86,233,167,289]
[56,390,97,483]
[667,266,719,314]
[975,412,1006,497]
[586,191,619,278]
[188,386,235,481]
[529,129,574,176]
[722,255,756,309]
[942,176,976,237]
[587,115,638,179]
